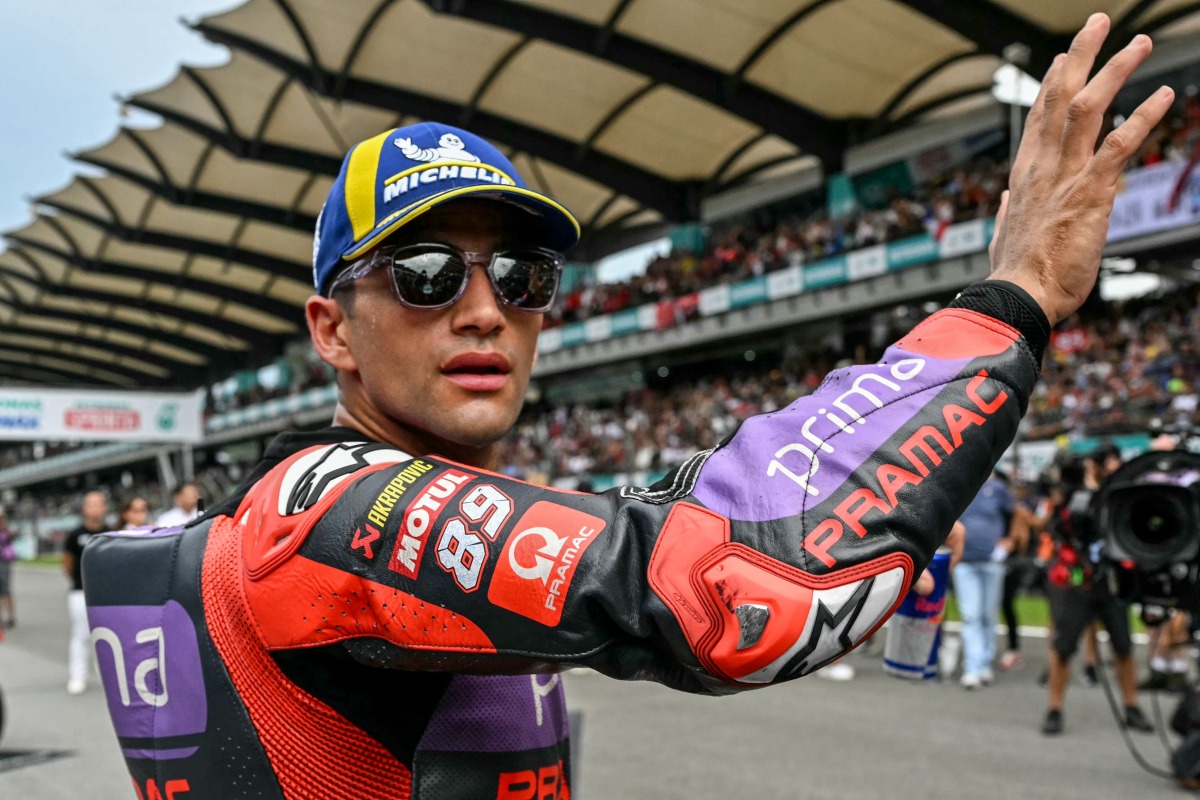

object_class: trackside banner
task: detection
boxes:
[538,217,998,355]
[1108,159,1200,242]
[539,160,1200,357]
[0,388,204,443]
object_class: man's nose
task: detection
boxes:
[450,263,505,334]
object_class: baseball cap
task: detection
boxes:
[312,122,581,295]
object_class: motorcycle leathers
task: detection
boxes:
[83,280,1048,799]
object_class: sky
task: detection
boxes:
[0,0,241,238]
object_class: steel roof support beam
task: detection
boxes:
[1,320,192,372]
[0,263,245,361]
[118,97,344,177]
[194,23,700,221]
[0,256,281,346]
[8,236,302,326]
[0,351,155,386]
[72,153,319,233]
[420,0,848,168]
[0,365,87,386]
[39,201,312,280]
[0,359,122,386]
[0,335,171,383]
[3,304,232,361]
[894,0,1064,76]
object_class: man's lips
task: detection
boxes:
[440,352,512,392]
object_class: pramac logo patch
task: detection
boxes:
[489,502,606,626]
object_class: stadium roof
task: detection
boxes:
[3,0,1200,387]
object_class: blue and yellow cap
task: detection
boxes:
[313,121,581,295]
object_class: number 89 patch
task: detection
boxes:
[385,467,514,591]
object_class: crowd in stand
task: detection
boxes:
[1126,90,1200,168]
[1027,284,1200,440]
[10,279,1194,526]
[204,354,335,416]
[498,347,841,484]
[4,99,1199,523]
[542,93,1200,328]
[500,285,1200,484]
[547,157,1010,327]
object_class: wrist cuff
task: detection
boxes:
[948,281,1050,364]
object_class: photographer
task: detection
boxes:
[1041,447,1153,735]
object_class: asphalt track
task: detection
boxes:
[0,564,1190,799]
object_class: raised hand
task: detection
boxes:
[988,13,1175,326]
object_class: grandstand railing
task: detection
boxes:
[538,217,996,355]
[206,383,338,433]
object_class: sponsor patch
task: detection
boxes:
[89,601,206,761]
[388,468,474,580]
[367,459,436,528]
[488,502,606,626]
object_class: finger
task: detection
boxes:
[989,190,1009,266]
[1059,34,1154,172]
[1011,54,1065,186]
[1088,86,1175,186]
[1038,15,1111,151]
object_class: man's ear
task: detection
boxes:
[306,295,357,373]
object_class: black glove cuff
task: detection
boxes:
[948,280,1050,364]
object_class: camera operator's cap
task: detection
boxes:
[313,121,581,295]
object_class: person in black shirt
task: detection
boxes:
[1041,449,1151,735]
[62,490,107,695]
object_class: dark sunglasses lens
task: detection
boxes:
[491,252,560,310]
[391,251,468,307]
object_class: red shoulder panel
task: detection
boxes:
[201,515,413,800]
[229,444,496,653]
[243,551,496,654]
[235,444,405,581]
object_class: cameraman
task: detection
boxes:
[1041,446,1153,735]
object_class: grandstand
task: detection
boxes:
[2,0,1200,553]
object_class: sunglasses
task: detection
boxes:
[327,243,564,313]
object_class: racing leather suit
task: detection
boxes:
[83,282,1048,799]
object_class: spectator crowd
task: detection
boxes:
[3,95,1199,530]
[501,284,1200,484]
[546,157,1009,327]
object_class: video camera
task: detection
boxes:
[1090,445,1200,786]
[1092,447,1200,613]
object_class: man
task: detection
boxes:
[0,506,16,629]
[953,471,1017,689]
[1041,446,1152,734]
[63,490,107,695]
[83,17,1172,798]
[156,481,200,527]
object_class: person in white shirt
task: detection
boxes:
[156,482,201,527]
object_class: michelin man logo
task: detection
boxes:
[394,133,482,165]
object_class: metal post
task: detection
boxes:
[1003,43,1031,164]
[156,450,176,510]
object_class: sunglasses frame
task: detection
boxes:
[326,242,564,313]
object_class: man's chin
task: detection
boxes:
[429,407,519,451]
